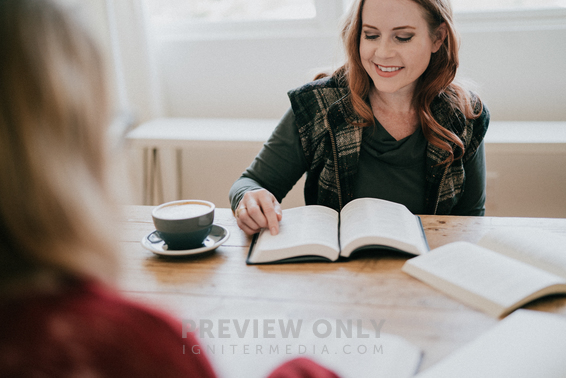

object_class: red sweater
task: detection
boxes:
[0,279,338,378]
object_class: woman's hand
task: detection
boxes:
[235,189,282,236]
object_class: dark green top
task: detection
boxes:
[354,118,427,213]
[229,108,486,215]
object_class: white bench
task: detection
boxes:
[126,118,281,206]
[126,119,566,217]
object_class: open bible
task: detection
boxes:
[246,198,429,264]
[402,227,566,317]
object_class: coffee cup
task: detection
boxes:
[151,200,215,250]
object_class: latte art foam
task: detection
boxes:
[154,203,211,220]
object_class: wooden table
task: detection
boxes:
[118,206,566,372]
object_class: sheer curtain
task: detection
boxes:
[104,0,163,124]
[55,0,166,204]
[104,0,167,205]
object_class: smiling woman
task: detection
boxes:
[359,0,448,140]
[229,0,490,237]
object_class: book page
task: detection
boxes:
[249,206,339,263]
[478,227,566,279]
[402,242,566,317]
[340,198,428,257]
[200,319,422,378]
[415,310,566,378]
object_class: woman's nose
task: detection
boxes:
[375,39,395,59]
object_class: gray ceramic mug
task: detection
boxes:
[151,200,215,250]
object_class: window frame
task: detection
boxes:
[145,0,566,41]
[455,7,566,32]
[145,0,345,40]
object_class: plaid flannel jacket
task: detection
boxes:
[288,76,489,215]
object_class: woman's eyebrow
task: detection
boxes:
[361,24,416,31]
[392,25,416,31]
[362,24,378,30]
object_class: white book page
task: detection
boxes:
[250,206,339,262]
[203,321,421,378]
[478,227,566,279]
[415,310,566,378]
[402,242,566,317]
[340,198,427,257]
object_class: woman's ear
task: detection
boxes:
[432,22,448,53]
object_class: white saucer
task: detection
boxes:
[141,224,230,256]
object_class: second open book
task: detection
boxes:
[402,227,566,317]
[246,198,429,264]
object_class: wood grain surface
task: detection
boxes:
[118,206,566,371]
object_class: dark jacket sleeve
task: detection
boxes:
[228,108,308,211]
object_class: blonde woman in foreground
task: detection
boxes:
[0,1,337,377]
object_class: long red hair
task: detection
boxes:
[320,0,482,164]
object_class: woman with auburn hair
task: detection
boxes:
[230,0,489,236]
[0,0,337,377]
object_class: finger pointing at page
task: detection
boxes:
[236,189,282,236]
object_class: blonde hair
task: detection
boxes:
[320,0,482,164]
[0,0,119,292]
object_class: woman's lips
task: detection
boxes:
[375,63,403,78]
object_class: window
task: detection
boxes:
[147,0,566,23]
[145,0,344,39]
[452,0,566,12]
[145,0,566,39]
[147,0,316,23]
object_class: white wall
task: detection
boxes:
[60,3,566,127]
[458,28,566,121]
[154,16,566,122]
[105,5,565,217]
[157,35,343,120]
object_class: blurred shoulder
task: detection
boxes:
[0,278,216,377]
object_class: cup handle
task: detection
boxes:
[148,230,164,244]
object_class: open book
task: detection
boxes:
[402,227,566,317]
[246,198,429,264]
[415,309,566,377]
